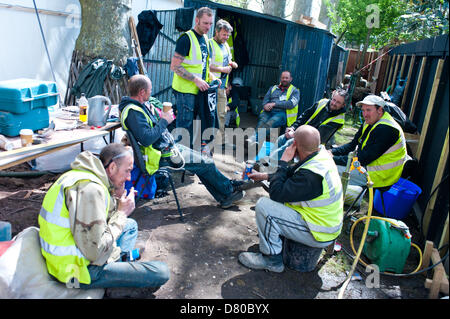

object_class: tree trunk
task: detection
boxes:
[263,0,287,19]
[292,0,312,21]
[65,0,132,106]
[76,0,132,64]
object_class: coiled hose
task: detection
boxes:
[338,177,425,299]
[349,216,423,275]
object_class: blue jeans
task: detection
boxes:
[174,91,197,147]
[255,111,287,142]
[80,219,170,289]
[177,144,233,204]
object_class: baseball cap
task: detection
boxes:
[232,77,243,86]
[356,95,385,108]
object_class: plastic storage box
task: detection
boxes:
[0,107,49,136]
[0,78,58,114]
[374,178,422,219]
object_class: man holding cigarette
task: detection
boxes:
[39,143,170,294]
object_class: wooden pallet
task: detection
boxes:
[421,241,449,299]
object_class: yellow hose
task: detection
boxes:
[338,182,374,299]
[349,216,423,275]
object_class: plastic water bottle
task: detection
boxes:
[0,221,12,241]
[78,93,88,122]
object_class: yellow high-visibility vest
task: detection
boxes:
[306,98,345,127]
[268,85,299,127]
[228,97,240,127]
[39,170,110,285]
[359,112,407,188]
[209,38,232,87]
[172,30,209,95]
[285,148,344,242]
[120,104,162,175]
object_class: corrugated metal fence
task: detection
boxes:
[142,10,179,104]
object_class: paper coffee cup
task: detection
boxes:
[163,102,172,113]
[19,129,33,147]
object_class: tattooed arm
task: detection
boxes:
[170,52,209,92]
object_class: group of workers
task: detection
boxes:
[36,7,409,296]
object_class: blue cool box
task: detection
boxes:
[0,78,58,114]
[0,107,49,136]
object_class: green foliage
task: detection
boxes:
[326,0,408,48]
[385,0,449,44]
[326,0,449,48]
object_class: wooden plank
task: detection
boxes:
[409,57,427,121]
[439,213,449,253]
[421,240,435,273]
[128,16,146,76]
[401,55,416,110]
[389,54,401,94]
[382,55,392,91]
[384,55,395,92]
[423,128,449,235]
[425,278,449,294]
[428,248,447,298]
[417,59,445,160]
[0,130,108,161]
[0,142,81,170]
[399,54,407,78]
[0,3,80,18]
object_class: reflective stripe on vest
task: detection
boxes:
[360,112,407,188]
[269,85,299,127]
[172,30,209,94]
[285,148,344,242]
[39,170,110,285]
[228,97,240,127]
[227,31,235,60]
[209,38,231,87]
[120,104,161,175]
[306,98,345,127]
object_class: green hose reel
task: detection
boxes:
[362,218,411,274]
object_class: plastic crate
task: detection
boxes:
[0,78,58,114]
[0,107,49,136]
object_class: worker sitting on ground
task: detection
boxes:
[258,88,347,170]
[238,125,344,272]
[38,143,170,293]
[247,71,300,145]
[330,94,408,189]
[119,74,246,209]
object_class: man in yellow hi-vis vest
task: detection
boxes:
[170,7,216,147]
[209,19,238,146]
[261,88,347,169]
[247,71,300,145]
[39,143,169,293]
[119,75,246,209]
[330,95,408,189]
[238,125,343,272]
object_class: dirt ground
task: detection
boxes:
[0,113,432,300]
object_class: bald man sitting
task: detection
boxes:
[238,125,344,272]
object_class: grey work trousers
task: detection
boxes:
[255,197,333,256]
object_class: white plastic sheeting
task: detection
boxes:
[0,0,182,103]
